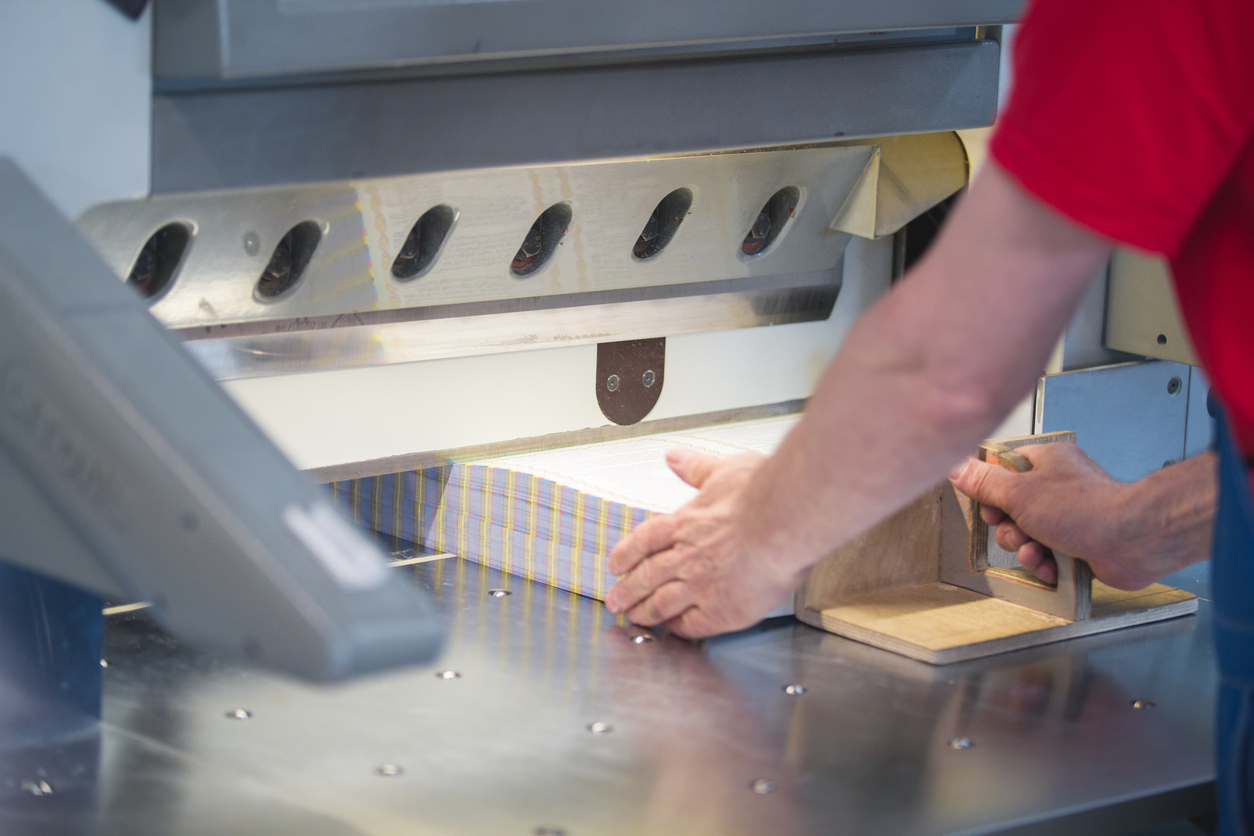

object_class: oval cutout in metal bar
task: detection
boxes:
[126,222,192,301]
[741,186,801,257]
[633,187,693,261]
[256,220,322,300]
[511,202,572,278]
[392,204,457,281]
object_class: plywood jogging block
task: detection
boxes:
[795,432,1197,664]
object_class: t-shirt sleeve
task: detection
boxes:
[990,0,1254,258]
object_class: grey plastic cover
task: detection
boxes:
[0,159,442,681]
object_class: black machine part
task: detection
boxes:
[0,159,442,682]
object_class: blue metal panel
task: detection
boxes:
[1037,360,1189,483]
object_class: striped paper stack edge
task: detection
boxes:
[327,415,800,601]
[328,464,652,600]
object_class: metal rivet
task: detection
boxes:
[606,374,620,392]
[226,708,252,720]
[783,684,806,696]
[751,778,778,794]
[488,588,512,598]
[1132,699,1157,709]
[436,670,461,680]
[376,763,403,777]
[242,231,261,256]
[587,721,613,734]
[1167,376,1182,396]
[948,737,973,750]
[642,369,656,388]
[20,780,52,797]
[99,659,109,668]
[535,827,567,836]
[631,634,656,644]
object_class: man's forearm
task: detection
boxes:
[733,164,1114,579]
[1113,451,1216,575]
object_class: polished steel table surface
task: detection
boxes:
[6,558,1218,836]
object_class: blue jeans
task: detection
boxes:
[1214,411,1254,835]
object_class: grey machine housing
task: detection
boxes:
[0,159,442,681]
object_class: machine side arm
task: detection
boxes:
[0,159,442,681]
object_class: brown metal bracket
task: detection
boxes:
[596,338,665,425]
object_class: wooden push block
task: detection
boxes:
[795,432,1197,664]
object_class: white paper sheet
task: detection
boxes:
[471,415,799,513]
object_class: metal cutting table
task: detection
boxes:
[11,555,1212,836]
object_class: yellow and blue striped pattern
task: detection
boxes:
[328,464,653,600]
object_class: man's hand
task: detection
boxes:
[605,448,803,639]
[949,444,1216,590]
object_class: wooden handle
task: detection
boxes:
[944,432,1091,621]
[976,441,1060,591]
[980,442,1032,474]
[976,440,1093,619]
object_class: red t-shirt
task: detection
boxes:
[991,0,1254,453]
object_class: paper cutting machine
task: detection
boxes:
[58,7,1004,610]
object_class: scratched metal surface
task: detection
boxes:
[1,559,1217,836]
